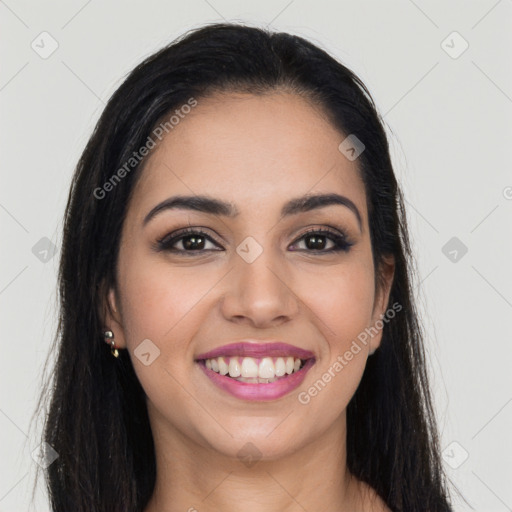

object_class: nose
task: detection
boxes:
[220,249,300,328]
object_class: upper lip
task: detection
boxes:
[195,341,315,360]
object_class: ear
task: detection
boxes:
[99,283,127,350]
[368,254,395,354]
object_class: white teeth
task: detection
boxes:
[235,376,278,383]
[275,357,286,377]
[218,356,229,375]
[258,357,275,379]
[204,355,305,380]
[228,358,241,377]
[241,357,259,378]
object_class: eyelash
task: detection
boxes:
[155,227,353,255]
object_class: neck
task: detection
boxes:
[144,410,364,512]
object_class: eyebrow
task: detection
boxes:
[143,192,362,231]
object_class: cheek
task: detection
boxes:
[301,258,376,347]
[293,259,375,416]
[118,257,214,347]
[116,255,222,406]
[115,257,214,422]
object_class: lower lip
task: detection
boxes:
[197,358,315,401]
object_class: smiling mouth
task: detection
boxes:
[197,356,308,383]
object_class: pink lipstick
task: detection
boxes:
[195,341,315,401]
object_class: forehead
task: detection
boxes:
[129,92,367,222]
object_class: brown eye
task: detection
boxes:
[155,227,353,256]
[156,228,222,253]
[289,229,352,253]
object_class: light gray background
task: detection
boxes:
[1,1,511,510]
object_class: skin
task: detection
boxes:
[103,91,394,512]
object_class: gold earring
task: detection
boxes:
[104,330,119,358]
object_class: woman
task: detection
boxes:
[37,22,454,511]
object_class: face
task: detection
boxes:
[104,91,394,461]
